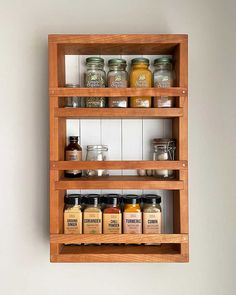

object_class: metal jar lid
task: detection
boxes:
[86,145,108,151]
[108,58,127,66]
[131,57,149,65]
[152,138,176,145]
[154,57,172,65]
[86,57,104,64]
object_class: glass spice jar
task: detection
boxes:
[84,57,106,108]
[153,57,175,108]
[153,138,176,178]
[143,194,162,234]
[103,194,122,234]
[64,83,84,108]
[83,194,102,234]
[130,58,152,108]
[123,195,142,234]
[65,136,82,178]
[64,194,82,235]
[85,145,109,177]
[107,58,128,108]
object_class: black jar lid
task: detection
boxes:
[85,194,101,206]
[64,194,82,205]
[104,194,121,205]
[143,194,161,204]
[69,136,79,142]
[123,194,141,204]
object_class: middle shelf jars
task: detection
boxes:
[85,145,109,177]
[129,58,152,108]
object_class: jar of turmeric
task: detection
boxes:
[123,195,142,234]
[130,58,152,108]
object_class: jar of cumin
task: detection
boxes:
[107,58,128,108]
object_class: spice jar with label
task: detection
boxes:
[153,57,175,108]
[64,194,82,234]
[143,194,162,234]
[84,57,106,108]
[130,58,152,108]
[85,145,109,177]
[103,194,122,234]
[123,195,142,234]
[107,58,128,108]
[64,83,84,108]
[65,136,82,178]
[153,138,176,178]
[83,194,102,234]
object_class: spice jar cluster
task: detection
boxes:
[64,56,175,108]
[64,194,162,238]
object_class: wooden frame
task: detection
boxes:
[49,34,188,263]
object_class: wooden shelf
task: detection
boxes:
[55,108,183,119]
[50,87,187,97]
[51,234,188,244]
[56,176,184,190]
[49,34,189,263]
[51,244,185,263]
[51,160,188,170]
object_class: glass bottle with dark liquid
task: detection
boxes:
[65,136,82,178]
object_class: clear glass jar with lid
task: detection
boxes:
[153,138,176,178]
[84,57,106,108]
[142,194,162,234]
[107,58,128,108]
[85,145,109,176]
[153,57,175,108]
[130,58,152,108]
[64,83,85,108]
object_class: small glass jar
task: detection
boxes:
[83,194,102,234]
[103,194,122,234]
[64,84,84,108]
[153,138,176,178]
[85,145,109,177]
[123,195,142,234]
[143,194,162,234]
[84,57,106,108]
[64,194,82,234]
[65,136,82,178]
[130,58,152,108]
[153,57,175,108]
[107,58,128,108]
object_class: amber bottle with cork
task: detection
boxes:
[65,136,82,178]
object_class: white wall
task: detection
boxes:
[0,0,236,294]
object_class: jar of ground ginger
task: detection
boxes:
[130,58,152,108]
[103,194,122,234]
[64,194,82,234]
[123,195,142,234]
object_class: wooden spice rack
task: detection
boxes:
[49,34,188,263]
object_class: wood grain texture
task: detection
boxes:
[51,160,187,170]
[50,234,188,244]
[55,176,184,190]
[55,107,183,119]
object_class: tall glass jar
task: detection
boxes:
[130,58,152,108]
[85,145,109,176]
[84,57,106,108]
[153,138,176,178]
[64,84,84,108]
[153,57,175,108]
[107,58,128,108]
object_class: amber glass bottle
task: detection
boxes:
[65,136,82,178]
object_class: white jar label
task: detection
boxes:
[123,212,142,234]
[143,212,162,234]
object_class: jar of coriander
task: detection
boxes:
[84,57,106,107]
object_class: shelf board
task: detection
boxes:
[55,108,183,119]
[51,160,188,170]
[51,244,187,263]
[50,234,188,244]
[55,176,184,190]
[50,87,187,97]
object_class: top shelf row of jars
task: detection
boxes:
[63,56,175,108]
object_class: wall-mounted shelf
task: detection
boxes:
[49,34,189,263]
